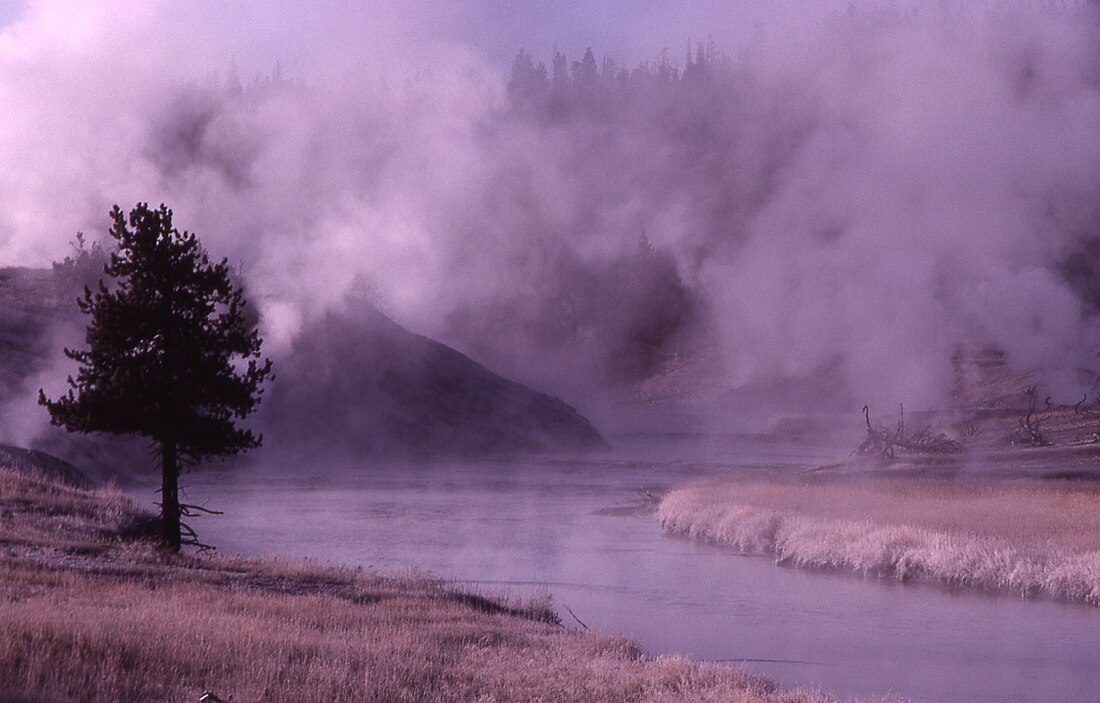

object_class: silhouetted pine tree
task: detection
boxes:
[40,203,272,552]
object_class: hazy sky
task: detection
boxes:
[0,0,849,72]
[0,1,22,27]
[5,0,1100,435]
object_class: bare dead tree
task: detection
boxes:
[856,404,962,460]
[957,419,982,438]
[1072,392,1100,419]
[902,424,963,454]
[1007,385,1052,447]
[1074,393,1089,415]
[856,404,896,459]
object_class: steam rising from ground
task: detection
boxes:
[4,1,1100,432]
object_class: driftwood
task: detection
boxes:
[856,404,962,460]
[562,604,590,630]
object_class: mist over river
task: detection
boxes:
[123,436,1100,703]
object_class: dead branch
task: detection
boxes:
[855,404,895,459]
[957,420,982,438]
[1072,392,1100,419]
[898,425,963,454]
[562,604,589,630]
[856,404,962,460]
[179,521,216,552]
[179,502,224,518]
[1074,393,1089,415]
[1007,385,1052,447]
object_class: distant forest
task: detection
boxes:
[506,42,736,119]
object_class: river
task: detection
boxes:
[150,436,1100,703]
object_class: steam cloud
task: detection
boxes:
[4,0,1100,437]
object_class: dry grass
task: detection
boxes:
[659,475,1100,604]
[0,467,881,703]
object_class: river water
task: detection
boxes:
[158,437,1100,703]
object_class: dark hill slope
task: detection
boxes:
[0,267,74,405]
[0,267,607,462]
[264,306,608,457]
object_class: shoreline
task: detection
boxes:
[658,472,1100,606]
[0,466,875,703]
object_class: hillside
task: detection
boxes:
[262,304,609,458]
[0,267,74,411]
[0,266,607,467]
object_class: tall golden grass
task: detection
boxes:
[658,476,1100,604]
[1,467,876,703]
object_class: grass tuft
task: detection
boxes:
[659,476,1100,604]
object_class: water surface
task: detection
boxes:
[149,438,1100,703]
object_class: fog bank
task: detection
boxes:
[4,1,1100,438]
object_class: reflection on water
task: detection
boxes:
[154,438,1100,703]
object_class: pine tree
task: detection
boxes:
[40,203,272,551]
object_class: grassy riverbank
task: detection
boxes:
[659,475,1100,604]
[0,467,878,703]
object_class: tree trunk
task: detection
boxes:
[160,439,181,552]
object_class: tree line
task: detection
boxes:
[506,42,738,121]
